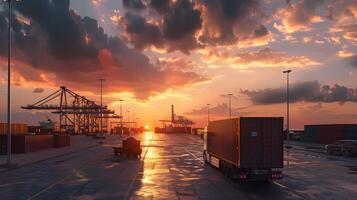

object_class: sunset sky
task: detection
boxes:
[0,0,356,129]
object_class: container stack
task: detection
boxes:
[302,124,357,144]
[0,123,28,135]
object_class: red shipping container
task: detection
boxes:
[0,135,53,154]
[53,135,70,148]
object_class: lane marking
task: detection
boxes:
[185,146,253,200]
[272,181,288,189]
[185,149,204,164]
[27,172,75,200]
[25,145,102,200]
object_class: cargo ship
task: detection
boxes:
[155,105,193,134]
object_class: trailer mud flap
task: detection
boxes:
[209,155,220,168]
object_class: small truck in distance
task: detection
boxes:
[203,117,284,181]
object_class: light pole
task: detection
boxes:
[283,69,292,168]
[119,99,124,134]
[207,104,211,124]
[227,94,233,119]
[98,78,105,133]
[127,110,130,129]
[4,0,23,166]
[133,113,136,128]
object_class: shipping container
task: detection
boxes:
[0,135,53,154]
[0,123,28,135]
[302,124,357,144]
[203,117,283,181]
[53,134,71,148]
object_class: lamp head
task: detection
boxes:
[283,70,292,74]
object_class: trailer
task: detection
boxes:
[203,117,284,181]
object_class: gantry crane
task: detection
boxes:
[21,86,120,134]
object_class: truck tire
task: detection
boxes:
[203,151,209,163]
[226,165,232,179]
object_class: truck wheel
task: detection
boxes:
[226,165,232,179]
[221,162,226,174]
[203,151,208,163]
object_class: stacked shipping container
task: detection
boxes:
[302,124,357,144]
[0,123,28,135]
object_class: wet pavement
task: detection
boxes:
[0,133,356,200]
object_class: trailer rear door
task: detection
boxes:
[240,118,283,168]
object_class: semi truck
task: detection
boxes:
[203,117,284,181]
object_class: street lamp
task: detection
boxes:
[227,94,233,119]
[206,104,211,124]
[127,110,130,128]
[4,0,24,167]
[98,78,105,133]
[283,69,292,168]
[119,100,124,123]
[118,99,124,132]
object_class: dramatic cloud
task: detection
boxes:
[120,0,202,53]
[337,50,355,58]
[330,23,357,42]
[198,0,270,45]
[162,0,202,52]
[200,48,319,68]
[275,0,324,33]
[149,0,170,13]
[122,13,163,50]
[33,88,44,93]
[0,0,206,99]
[185,103,250,116]
[121,0,271,52]
[326,0,357,23]
[242,81,357,105]
[156,57,195,71]
[122,0,146,10]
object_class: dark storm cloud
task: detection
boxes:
[121,0,202,53]
[122,0,146,10]
[199,0,267,44]
[123,13,163,49]
[14,0,98,61]
[162,0,202,52]
[0,0,206,99]
[254,24,268,37]
[162,0,202,40]
[149,0,170,13]
[33,88,44,93]
[242,81,357,105]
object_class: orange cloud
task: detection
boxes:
[337,50,355,58]
[274,0,324,33]
[200,48,319,69]
[157,57,195,71]
[330,23,357,42]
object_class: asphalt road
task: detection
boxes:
[0,133,356,200]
